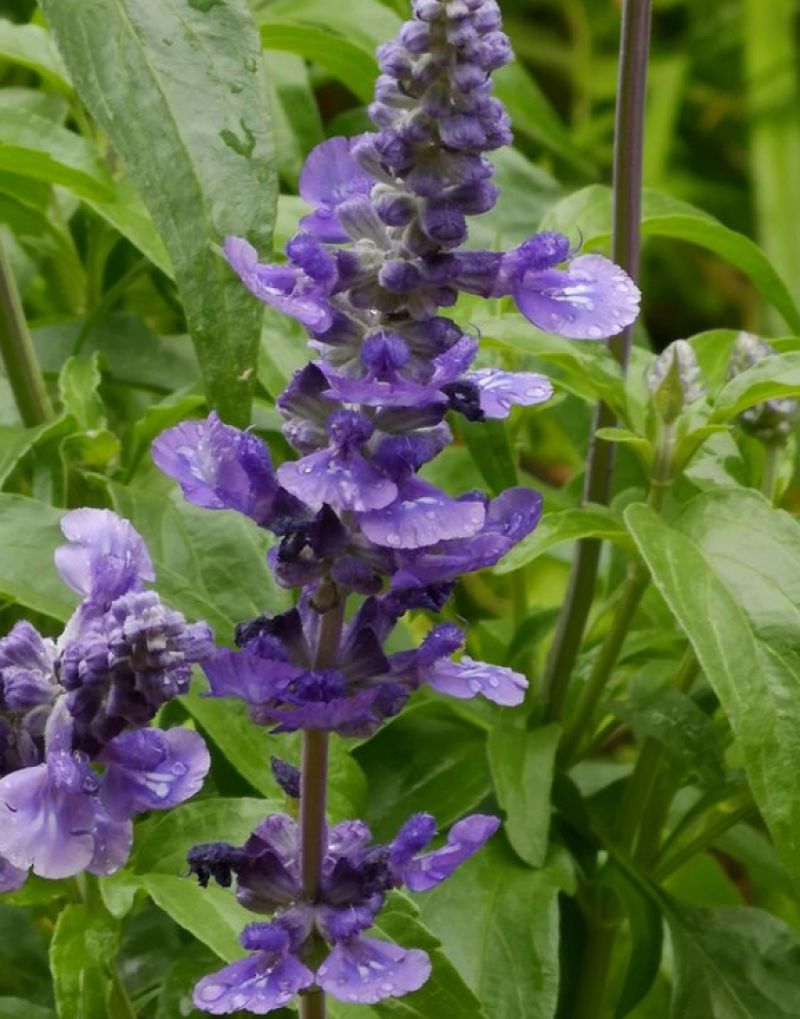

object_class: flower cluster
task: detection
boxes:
[0,509,213,890]
[729,331,798,443]
[151,0,641,1011]
[187,812,498,1013]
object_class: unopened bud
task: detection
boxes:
[729,332,798,442]
[646,340,706,424]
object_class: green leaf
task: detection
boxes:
[49,905,120,1019]
[254,0,401,51]
[84,179,173,277]
[0,494,76,620]
[141,875,250,964]
[422,840,574,1019]
[541,186,800,333]
[711,351,800,422]
[259,23,377,102]
[610,689,726,786]
[495,505,634,574]
[625,491,800,893]
[110,483,290,633]
[354,702,491,840]
[667,902,800,1017]
[0,1001,55,1019]
[268,51,324,186]
[40,0,278,427]
[595,427,655,468]
[0,109,113,199]
[58,354,105,431]
[0,20,72,93]
[601,866,663,1019]
[0,422,51,487]
[459,418,518,496]
[488,723,560,867]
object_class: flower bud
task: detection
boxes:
[646,339,706,423]
[729,332,798,442]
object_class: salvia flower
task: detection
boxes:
[729,332,798,443]
[188,811,499,1013]
[0,509,213,887]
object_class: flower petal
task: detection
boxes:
[465,368,553,419]
[359,478,485,550]
[513,253,640,340]
[0,755,97,878]
[99,728,210,821]
[55,509,154,605]
[87,807,133,876]
[203,648,304,706]
[0,855,27,892]
[278,450,397,513]
[426,655,527,706]
[193,952,313,1015]
[318,937,431,1004]
[401,814,500,892]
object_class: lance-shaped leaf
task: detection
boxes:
[626,490,800,893]
[39,0,278,427]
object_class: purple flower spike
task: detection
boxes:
[223,237,334,332]
[0,751,99,879]
[465,368,553,419]
[55,509,154,607]
[400,814,500,892]
[0,855,27,893]
[317,938,431,1005]
[512,253,640,340]
[427,655,527,706]
[152,413,289,526]
[99,727,210,821]
[300,136,374,243]
[194,950,314,1015]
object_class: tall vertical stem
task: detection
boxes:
[0,232,53,426]
[543,0,652,723]
[300,590,346,1019]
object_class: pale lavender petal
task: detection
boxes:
[193,952,313,1015]
[0,856,27,892]
[300,136,373,210]
[326,819,373,862]
[0,621,58,710]
[320,368,441,410]
[513,254,640,340]
[87,808,133,876]
[0,754,97,878]
[465,369,553,418]
[99,728,210,821]
[401,815,500,892]
[278,450,397,513]
[429,335,479,386]
[426,655,527,706]
[203,647,303,705]
[55,509,154,605]
[224,236,334,332]
[359,478,485,550]
[318,937,431,1004]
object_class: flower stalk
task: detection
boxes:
[0,231,53,426]
[543,0,652,723]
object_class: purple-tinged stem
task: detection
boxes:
[0,232,53,427]
[542,0,652,725]
[300,589,346,1019]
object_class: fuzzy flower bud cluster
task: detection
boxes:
[0,510,213,891]
[646,339,706,424]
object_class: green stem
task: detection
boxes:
[559,567,649,762]
[300,588,346,1019]
[652,800,757,882]
[0,232,53,426]
[761,442,783,504]
[616,649,699,856]
[542,0,652,723]
[73,259,149,356]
